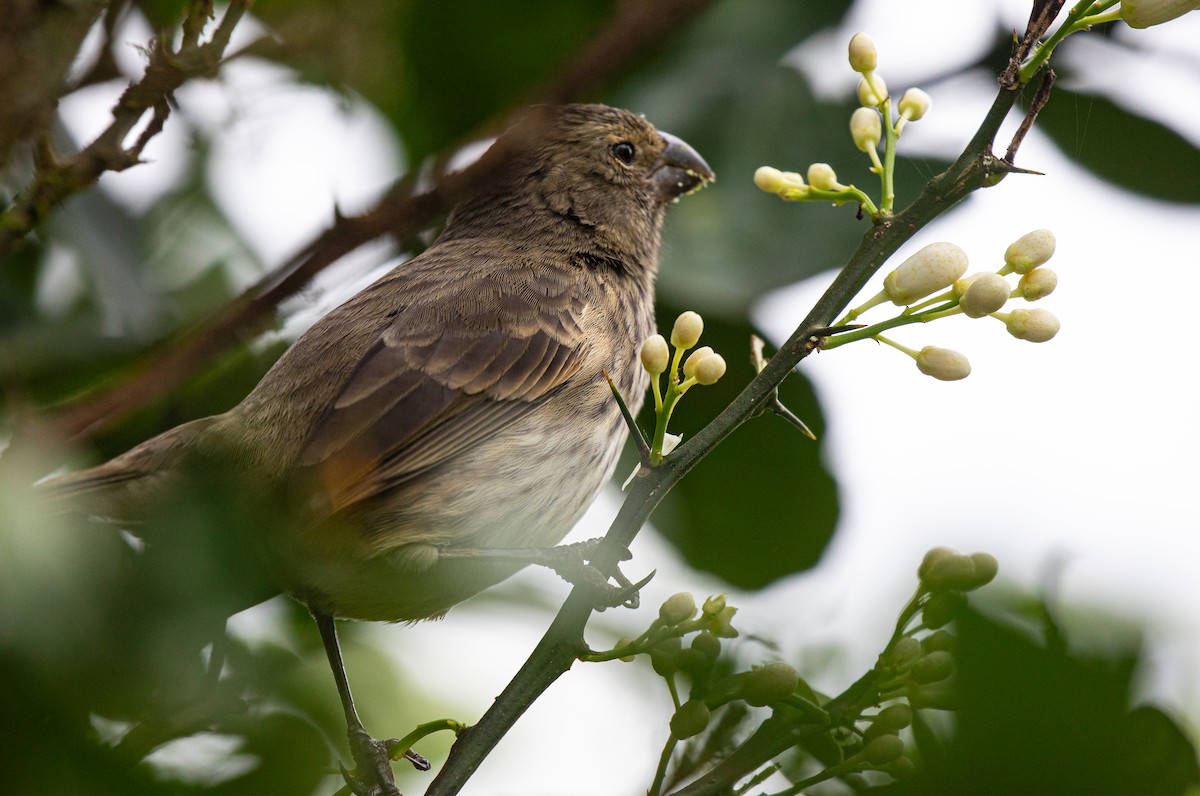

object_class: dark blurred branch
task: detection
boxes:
[44,0,718,443]
[427,30,1060,796]
[0,0,107,165]
[0,0,250,258]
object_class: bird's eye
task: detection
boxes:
[611,141,636,165]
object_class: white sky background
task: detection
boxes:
[57,2,1200,793]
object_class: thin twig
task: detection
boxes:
[0,1,252,257]
[1006,69,1057,162]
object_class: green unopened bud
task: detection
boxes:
[884,242,969,305]
[848,32,878,72]
[1120,0,1200,28]
[679,646,715,677]
[897,87,931,122]
[857,74,889,107]
[615,638,636,662]
[806,162,844,191]
[910,650,955,685]
[671,311,704,349]
[969,552,999,588]
[850,107,882,152]
[921,629,957,653]
[650,637,681,677]
[922,591,967,629]
[918,547,956,580]
[741,662,801,707]
[915,346,970,381]
[1017,268,1057,301]
[660,592,698,625]
[887,755,917,780]
[921,551,977,591]
[888,636,922,668]
[691,631,721,661]
[692,353,726,386]
[682,346,714,379]
[1003,308,1060,342]
[754,166,787,194]
[1004,229,1056,274]
[862,734,905,766]
[907,676,959,710]
[874,703,914,732]
[670,700,711,739]
[640,334,669,375]
[959,272,1010,317]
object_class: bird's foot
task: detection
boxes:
[340,726,428,796]
[436,538,654,609]
[545,538,655,611]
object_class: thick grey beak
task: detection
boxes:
[651,132,715,202]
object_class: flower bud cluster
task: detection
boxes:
[636,311,728,466]
[831,229,1064,382]
[753,32,932,219]
[644,311,727,393]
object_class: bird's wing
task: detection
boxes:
[297,257,590,514]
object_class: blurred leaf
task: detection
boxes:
[394,0,611,161]
[898,602,1200,794]
[641,302,838,590]
[1035,87,1200,203]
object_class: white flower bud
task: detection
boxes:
[1004,308,1060,342]
[659,591,697,625]
[959,272,1010,318]
[897,87,931,122]
[1017,268,1057,301]
[693,353,727,386]
[883,242,969,305]
[850,107,882,152]
[682,346,714,379]
[671,311,703,350]
[754,166,786,194]
[857,74,889,107]
[640,334,669,375]
[915,346,970,381]
[806,162,843,191]
[848,32,878,73]
[1120,0,1200,28]
[1003,229,1056,274]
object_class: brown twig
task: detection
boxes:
[44,0,719,443]
[1006,68,1057,162]
[0,0,251,257]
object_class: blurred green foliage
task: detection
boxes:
[2,0,1199,792]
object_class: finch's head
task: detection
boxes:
[532,104,714,205]
[446,104,713,265]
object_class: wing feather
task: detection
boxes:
[297,252,590,514]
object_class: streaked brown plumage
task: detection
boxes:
[51,104,713,624]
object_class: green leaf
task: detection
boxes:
[900,601,1200,794]
[641,303,838,590]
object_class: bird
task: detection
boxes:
[45,103,713,793]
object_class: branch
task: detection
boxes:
[0,1,251,257]
[426,52,1055,796]
[0,0,107,165]
[40,0,720,445]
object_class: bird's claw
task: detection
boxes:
[547,539,651,610]
[340,728,401,796]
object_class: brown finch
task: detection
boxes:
[47,103,713,792]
